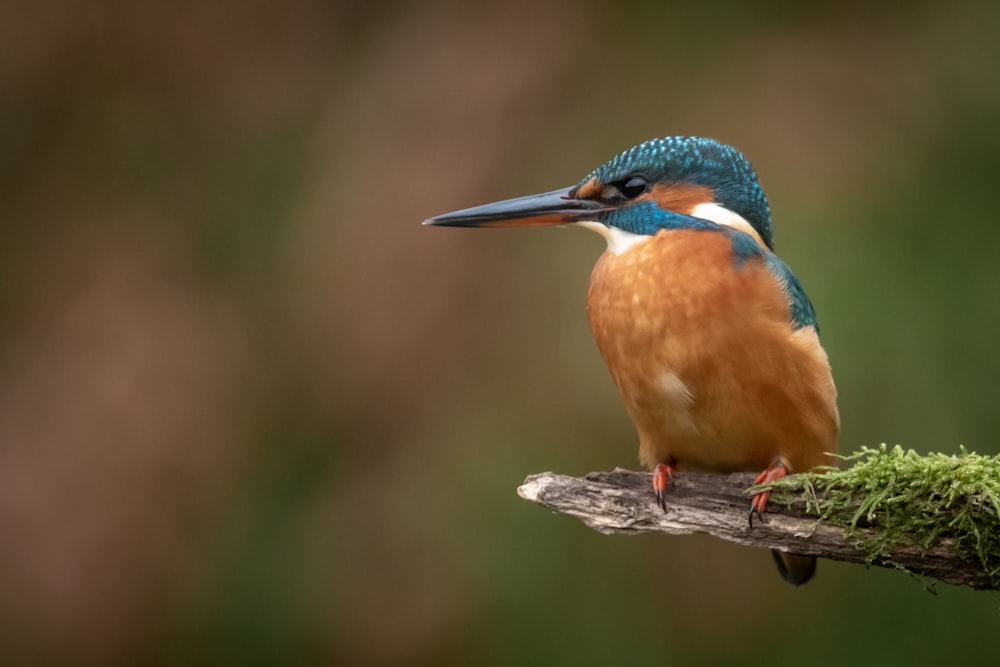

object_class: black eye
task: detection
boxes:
[620,176,648,199]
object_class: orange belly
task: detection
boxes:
[586,228,839,474]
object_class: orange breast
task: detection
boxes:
[586,228,839,474]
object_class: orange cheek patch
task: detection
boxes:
[645,183,714,214]
[573,177,602,200]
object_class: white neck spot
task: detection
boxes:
[690,202,766,248]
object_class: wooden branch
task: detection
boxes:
[517,468,994,590]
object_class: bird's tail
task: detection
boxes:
[771,551,816,586]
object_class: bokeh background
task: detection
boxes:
[3,1,1000,664]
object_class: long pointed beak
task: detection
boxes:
[422,186,607,227]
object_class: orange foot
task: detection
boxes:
[749,460,788,527]
[653,462,676,511]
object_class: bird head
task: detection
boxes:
[424,136,775,252]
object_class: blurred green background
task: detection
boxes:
[3,1,1000,664]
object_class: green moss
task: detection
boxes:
[758,444,1000,589]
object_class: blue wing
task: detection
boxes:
[764,253,819,333]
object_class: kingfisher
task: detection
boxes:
[424,136,839,585]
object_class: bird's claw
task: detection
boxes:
[653,462,675,512]
[748,490,770,527]
[748,460,789,528]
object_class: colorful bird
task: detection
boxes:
[424,136,839,585]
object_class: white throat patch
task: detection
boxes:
[574,221,649,255]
